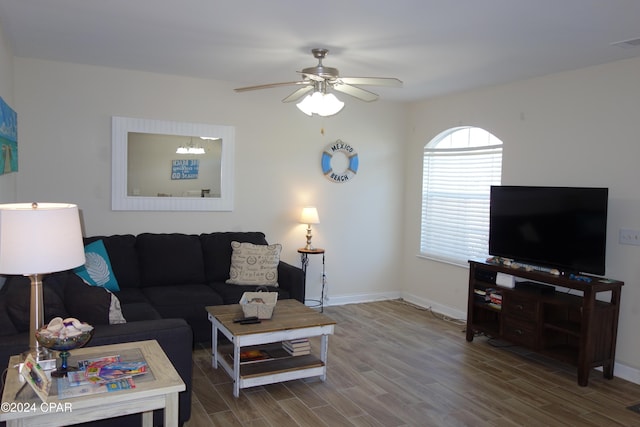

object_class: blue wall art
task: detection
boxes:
[0,96,17,175]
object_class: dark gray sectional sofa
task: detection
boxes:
[0,231,305,427]
[83,231,305,343]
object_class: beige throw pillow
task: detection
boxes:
[226,241,281,286]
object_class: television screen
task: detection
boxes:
[489,186,608,275]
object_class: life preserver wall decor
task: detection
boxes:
[321,140,359,183]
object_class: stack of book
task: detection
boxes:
[282,338,310,356]
[488,290,503,310]
[473,288,490,303]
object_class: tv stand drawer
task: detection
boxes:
[502,315,538,348]
[502,292,540,321]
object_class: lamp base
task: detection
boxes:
[304,225,314,250]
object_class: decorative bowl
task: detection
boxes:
[35,328,93,351]
[35,319,94,377]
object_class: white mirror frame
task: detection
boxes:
[112,116,235,211]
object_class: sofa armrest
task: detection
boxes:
[277,261,305,303]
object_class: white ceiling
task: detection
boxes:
[1,0,640,102]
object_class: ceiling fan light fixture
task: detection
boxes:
[176,137,206,154]
[296,91,344,117]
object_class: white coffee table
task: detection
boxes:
[206,299,336,397]
[0,340,185,427]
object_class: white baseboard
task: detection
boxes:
[325,290,640,386]
[325,291,402,307]
[398,292,467,321]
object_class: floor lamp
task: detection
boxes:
[0,202,85,362]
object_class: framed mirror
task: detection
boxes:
[112,116,235,211]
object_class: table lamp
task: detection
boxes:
[0,202,85,361]
[300,207,320,250]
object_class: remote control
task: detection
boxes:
[239,318,261,325]
[233,316,258,323]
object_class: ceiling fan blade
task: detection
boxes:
[234,81,310,92]
[282,86,314,103]
[339,77,403,87]
[332,83,379,102]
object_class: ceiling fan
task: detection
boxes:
[234,48,403,106]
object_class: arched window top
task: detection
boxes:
[427,126,503,150]
[420,126,503,265]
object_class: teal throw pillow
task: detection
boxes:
[73,240,120,292]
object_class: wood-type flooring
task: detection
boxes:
[185,299,640,426]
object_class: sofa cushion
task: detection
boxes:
[142,284,223,342]
[209,282,289,305]
[113,288,149,305]
[74,239,120,291]
[142,284,224,311]
[0,295,18,336]
[64,274,113,326]
[85,235,140,289]
[226,241,281,286]
[137,233,206,287]
[200,232,269,282]
[4,274,69,333]
[119,302,162,322]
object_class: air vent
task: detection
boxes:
[611,38,640,48]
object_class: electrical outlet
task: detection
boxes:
[619,229,640,246]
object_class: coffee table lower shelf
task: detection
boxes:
[207,300,336,397]
[217,343,325,390]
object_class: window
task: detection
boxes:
[420,127,503,265]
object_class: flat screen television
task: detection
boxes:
[488,186,608,275]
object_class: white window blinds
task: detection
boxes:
[420,131,502,265]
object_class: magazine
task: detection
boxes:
[86,361,148,382]
[57,375,135,399]
[226,349,272,364]
[57,354,146,399]
[77,354,121,371]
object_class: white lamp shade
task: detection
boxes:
[0,203,86,275]
[300,207,320,225]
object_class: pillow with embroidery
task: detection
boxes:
[226,241,281,286]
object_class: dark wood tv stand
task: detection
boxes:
[466,260,623,386]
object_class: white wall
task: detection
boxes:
[403,56,640,380]
[0,20,16,202]
[14,51,640,381]
[13,57,407,305]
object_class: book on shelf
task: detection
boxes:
[283,347,311,356]
[488,290,502,306]
[474,288,490,302]
[282,338,310,349]
[488,302,502,310]
[228,349,273,364]
[282,339,311,356]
